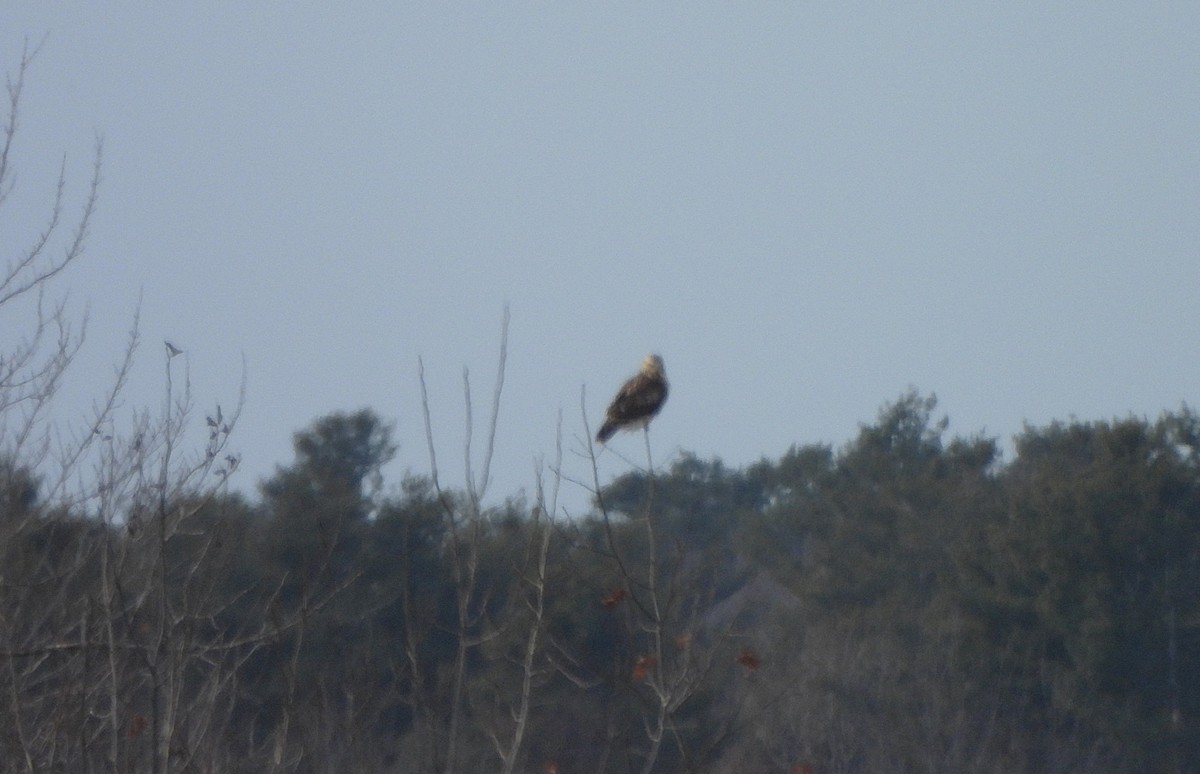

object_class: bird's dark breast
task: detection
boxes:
[611,379,667,421]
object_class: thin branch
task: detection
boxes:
[476,304,509,502]
[0,136,102,308]
[417,356,443,496]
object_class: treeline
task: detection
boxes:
[1,393,1197,773]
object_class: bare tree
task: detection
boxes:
[0,38,102,502]
[412,306,512,773]
[0,44,274,773]
[481,417,561,774]
[0,39,110,771]
[571,397,735,774]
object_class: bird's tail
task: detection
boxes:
[595,421,618,444]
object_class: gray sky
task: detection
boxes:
[4,4,1198,514]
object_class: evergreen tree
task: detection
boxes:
[968,411,1200,770]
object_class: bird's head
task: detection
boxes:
[642,354,665,375]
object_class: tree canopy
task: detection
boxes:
[5,392,1197,772]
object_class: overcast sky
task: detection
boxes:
[4,4,1198,514]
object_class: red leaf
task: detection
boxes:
[631,654,657,681]
[127,713,149,738]
[601,588,628,609]
[736,646,761,671]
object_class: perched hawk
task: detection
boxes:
[596,354,669,443]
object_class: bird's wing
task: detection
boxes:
[606,373,668,423]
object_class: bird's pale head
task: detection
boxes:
[641,354,665,375]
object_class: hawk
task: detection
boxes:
[596,354,668,443]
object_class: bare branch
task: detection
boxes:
[476,304,509,502]
[417,355,442,496]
